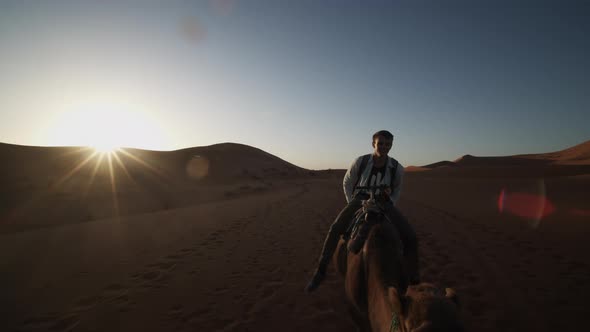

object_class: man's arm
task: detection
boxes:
[343,156,362,203]
[390,164,404,206]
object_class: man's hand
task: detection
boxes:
[379,187,392,201]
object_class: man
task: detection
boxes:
[305,130,420,292]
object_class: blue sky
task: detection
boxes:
[0,0,588,169]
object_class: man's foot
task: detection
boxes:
[305,270,326,293]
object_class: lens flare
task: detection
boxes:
[570,209,590,217]
[498,189,506,213]
[497,179,555,228]
[186,155,210,180]
[46,147,164,219]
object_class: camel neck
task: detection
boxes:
[365,226,406,331]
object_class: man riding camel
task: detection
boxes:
[305,130,420,292]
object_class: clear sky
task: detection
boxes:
[1,0,588,169]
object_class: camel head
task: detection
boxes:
[387,283,464,332]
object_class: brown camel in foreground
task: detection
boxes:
[335,220,464,331]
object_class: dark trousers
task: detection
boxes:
[316,196,419,281]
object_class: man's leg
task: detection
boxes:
[386,204,420,284]
[305,198,363,292]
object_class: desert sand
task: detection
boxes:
[1,141,589,331]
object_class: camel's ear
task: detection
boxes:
[445,287,459,307]
[388,287,409,314]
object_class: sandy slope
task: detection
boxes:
[2,172,589,332]
[0,143,307,233]
[403,174,590,332]
[419,139,590,170]
[2,141,589,331]
[1,178,356,332]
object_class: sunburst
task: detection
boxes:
[92,142,120,155]
[49,146,166,218]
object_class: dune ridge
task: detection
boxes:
[418,139,590,169]
[0,142,314,233]
[409,139,590,177]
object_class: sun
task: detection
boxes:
[92,142,120,154]
[47,98,170,155]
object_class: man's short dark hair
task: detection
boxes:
[372,130,394,142]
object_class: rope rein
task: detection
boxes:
[389,311,400,332]
[357,192,401,332]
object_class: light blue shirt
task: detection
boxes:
[342,154,404,205]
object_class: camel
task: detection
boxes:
[335,208,463,331]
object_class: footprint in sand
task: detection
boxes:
[104,283,125,291]
[20,316,58,331]
[103,284,128,297]
[165,253,183,260]
[208,231,221,240]
[180,248,196,254]
[254,280,283,303]
[99,283,136,310]
[73,295,102,312]
[148,261,177,271]
[260,287,275,300]
[211,286,230,295]
[140,270,161,281]
[20,313,80,332]
[166,306,210,329]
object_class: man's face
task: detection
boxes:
[372,136,393,157]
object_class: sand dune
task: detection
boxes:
[419,139,590,168]
[1,141,589,331]
[0,142,305,188]
[517,139,590,165]
[412,139,590,178]
[0,143,310,233]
